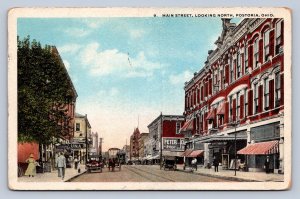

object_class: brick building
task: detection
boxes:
[130,128,141,160]
[180,18,284,173]
[148,114,185,163]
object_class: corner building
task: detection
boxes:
[181,18,284,174]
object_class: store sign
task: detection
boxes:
[163,138,184,150]
[56,143,84,150]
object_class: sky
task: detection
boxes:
[18,17,242,151]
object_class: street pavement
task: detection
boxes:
[71,165,233,182]
[17,165,284,182]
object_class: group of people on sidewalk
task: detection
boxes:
[23,152,82,180]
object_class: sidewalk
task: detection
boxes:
[176,164,284,182]
[18,167,86,182]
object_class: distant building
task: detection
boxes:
[73,113,92,163]
[122,145,130,163]
[138,133,149,160]
[130,128,140,160]
[147,114,185,163]
[90,132,99,155]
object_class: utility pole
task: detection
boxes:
[99,137,103,156]
[160,112,163,170]
[85,114,88,164]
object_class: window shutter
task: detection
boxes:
[259,39,263,64]
[270,29,275,57]
[240,95,244,119]
[224,101,229,124]
[281,73,284,105]
[232,98,236,122]
[225,65,229,83]
[209,78,212,95]
[258,85,263,112]
[193,90,196,106]
[248,90,253,116]
[197,89,200,104]
[269,79,274,109]
[248,45,253,69]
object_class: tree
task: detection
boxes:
[18,36,75,145]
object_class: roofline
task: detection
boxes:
[147,114,185,128]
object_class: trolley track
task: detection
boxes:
[125,165,175,182]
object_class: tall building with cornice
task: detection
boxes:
[180,18,284,174]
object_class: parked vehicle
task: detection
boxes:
[108,148,121,171]
[86,155,103,173]
[162,156,177,170]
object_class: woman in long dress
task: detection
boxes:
[25,154,37,177]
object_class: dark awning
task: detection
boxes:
[179,119,193,133]
[237,140,279,155]
[186,150,204,158]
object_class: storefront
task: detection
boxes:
[237,122,281,173]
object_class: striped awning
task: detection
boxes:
[237,140,279,155]
[216,102,225,115]
[206,109,216,120]
[186,150,204,158]
[181,149,193,157]
[179,119,193,133]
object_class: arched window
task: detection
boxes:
[253,38,259,68]
[264,29,271,62]
[264,77,270,110]
[275,20,282,54]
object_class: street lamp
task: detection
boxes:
[233,120,239,176]
[228,119,239,176]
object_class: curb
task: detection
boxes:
[65,170,87,182]
[176,168,259,182]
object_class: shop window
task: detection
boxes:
[275,21,282,54]
[264,78,270,110]
[275,72,281,107]
[253,38,259,68]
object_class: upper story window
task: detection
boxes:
[275,21,282,54]
[275,72,281,107]
[237,52,242,78]
[76,123,80,131]
[245,45,249,74]
[253,38,259,68]
[230,58,234,83]
[236,91,240,120]
[176,122,181,134]
[264,78,269,110]
[254,83,259,114]
[264,29,270,62]
[244,88,248,117]
[229,95,233,119]
[220,69,224,89]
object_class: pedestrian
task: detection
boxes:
[265,156,270,174]
[25,153,37,177]
[112,159,116,172]
[74,157,79,170]
[56,152,66,180]
[77,161,81,173]
[108,159,112,171]
[213,156,219,172]
[192,158,198,171]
